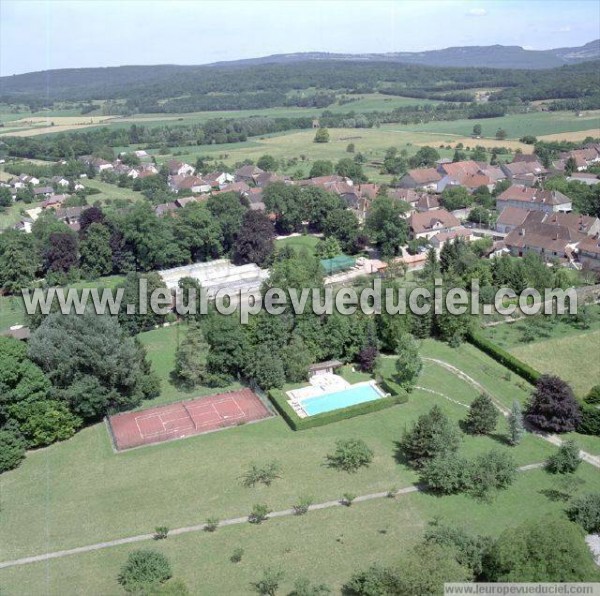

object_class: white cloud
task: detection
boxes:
[553,25,572,32]
[466,7,487,17]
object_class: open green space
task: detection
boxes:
[0,294,27,332]
[396,110,600,140]
[274,234,320,255]
[82,178,145,204]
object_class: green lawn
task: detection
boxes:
[0,198,45,231]
[0,294,27,332]
[396,111,600,140]
[1,335,598,594]
[83,178,145,204]
[275,234,320,255]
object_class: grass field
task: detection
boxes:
[82,178,145,204]
[275,234,320,255]
[511,329,600,398]
[0,198,45,231]
[1,332,598,593]
[398,111,600,141]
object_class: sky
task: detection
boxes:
[1,0,599,75]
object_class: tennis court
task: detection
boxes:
[107,389,272,450]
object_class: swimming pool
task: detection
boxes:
[299,382,384,416]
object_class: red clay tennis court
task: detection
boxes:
[107,389,272,450]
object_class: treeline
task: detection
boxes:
[2,60,598,113]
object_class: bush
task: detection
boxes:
[466,331,541,384]
[578,403,600,436]
[545,440,582,474]
[326,438,374,473]
[421,454,469,494]
[585,385,600,405]
[467,450,516,501]
[230,547,244,563]
[567,493,600,533]
[154,526,169,540]
[293,496,313,516]
[204,517,219,532]
[341,492,356,506]
[248,503,271,524]
[289,577,331,595]
[251,568,284,595]
[118,550,172,592]
[241,462,282,487]
[0,428,26,473]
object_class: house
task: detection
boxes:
[436,161,505,193]
[500,160,546,186]
[496,185,572,214]
[408,208,461,240]
[255,172,288,188]
[203,171,234,188]
[33,186,54,197]
[429,227,472,250]
[553,145,600,172]
[133,150,150,159]
[54,206,84,226]
[308,360,343,377]
[41,194,69,209]
[50,176,70,188]
[416,194,440,212]
[78,156,114,172]
[389,188,421,209]
[154,202,179,217]
[214,181,251,196]
[168,175,211,194]
[577,235,600,271]
[397,168,441,191]
[504,211,600,266]
[235,165,264,184]
[495,206,529,233]
[246,187,266,212]
[567,173,600,186]
[166,160,195,177]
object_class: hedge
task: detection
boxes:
[466,330,542,385]
[268,382,408,431]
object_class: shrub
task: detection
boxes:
[421,454,469,494]
[230,547,244,563]
[326,439,374,473]
[0,428,26,474]
[118,550,172,592]
[400,405,461,468]
[341,492,356,506]
[567,493,600,533]
[466,450,517,501]
[526,375,582,433]
[507,400,525,446]
[153,526,169,540]
[289,577,331,595]
[545,440,582,474]
[463,393,499,435]
[293,496,313,516]
[251,568,284,595]
[204,517,219,532]
[242,462,282,487]
[578,404,600,436]
[248,503,271,524]
[585,385,600,405]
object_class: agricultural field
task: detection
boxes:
[0,115,118,137]
[399,110,600,141]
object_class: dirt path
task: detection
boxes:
[0,465,545,570]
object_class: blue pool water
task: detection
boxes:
[301,384,383,416]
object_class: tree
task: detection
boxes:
[206,192,247,253]
[257,154,277,171]
[365,196,408,258]
[394,334,422,390]
[440,186,472,210]
[335,157,365,181]
[0,230,38,293]
[421,453,469,494]
[471,146,487,162]
[233,210,275,266]
[251,568,284,596]
[0,427,26,473]
[400,405,461,468]
[0,186,12,209]
[565,156,578,176]
[326,438,374,473]
[567,493,600,533]
[463,393,498,435]
[343,565,400,595]
[244,344,286,389]
[118,550,172,593]
[472,124,482,137]
[28,312,159,419]
[173,323,210,389]
[409,146,440,168]
[315,236,341,259]
[507,400,525,445]
[322,209,360,253]
[44,231,78,275]
[487,518,597,582]
[526,375,582,432]
[79,222,112,278]
[309,160,333,178]
[545,440,581,474]
[314,128,330,143]
[495,128,507,140]
[466,450,516,501]
[171,203,223,263]
[281,335,313,383]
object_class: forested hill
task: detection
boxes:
[1,49,599,114]
[213,40,600,69]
